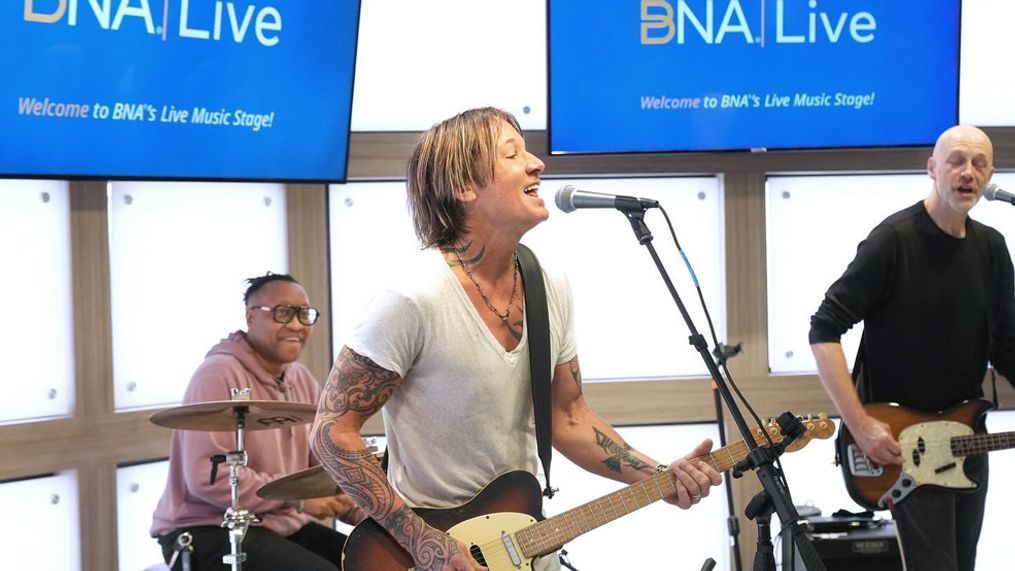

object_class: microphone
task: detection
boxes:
[699,558,716,571]
[554,185,659,213]
[983,183,1015,206]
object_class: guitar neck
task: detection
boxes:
[516,447,742,558]
[951,430,1015,457]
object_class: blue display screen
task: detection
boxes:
[1,0,360,181]
[548,0,959,154]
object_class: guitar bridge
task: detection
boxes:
[846,444,883,477]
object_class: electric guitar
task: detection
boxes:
[837,399,1015,510]
[341,414,834,571]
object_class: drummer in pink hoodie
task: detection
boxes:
[151,273,365,570]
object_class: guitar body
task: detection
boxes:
[342,471,544,571]
[838,399,991,510]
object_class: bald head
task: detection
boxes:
[932,125,994,167]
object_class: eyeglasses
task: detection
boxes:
[250,304,320,326]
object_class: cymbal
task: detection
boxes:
[149,400,317,432]
[257,465,339,500]
[257,452,385,500]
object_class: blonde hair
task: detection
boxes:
[406,107,523,249]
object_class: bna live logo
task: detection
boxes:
[641,0,876,45]
[22,0,283,46]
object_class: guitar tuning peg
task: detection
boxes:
[819,412,828,420]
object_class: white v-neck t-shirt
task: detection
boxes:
[347,248,577,510]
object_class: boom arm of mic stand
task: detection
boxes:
[620,208,827,571]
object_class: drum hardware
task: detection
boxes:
[167,531,193,571]
[150,390,317,570]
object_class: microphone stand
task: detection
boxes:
[618,206,826,571]
[712,344,745,571]
[745,491,776,571]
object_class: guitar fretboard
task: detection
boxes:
[951,431,1015,457]
[515,445,748,558]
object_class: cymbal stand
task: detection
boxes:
[210,404,260,571]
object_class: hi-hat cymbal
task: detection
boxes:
[257,465,338,500]
[149,400,317,432]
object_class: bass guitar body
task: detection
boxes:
[838,399,991,510]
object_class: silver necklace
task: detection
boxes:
[452,248,519,323]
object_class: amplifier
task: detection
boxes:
[781,518,902,571]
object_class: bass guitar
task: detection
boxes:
[342,414,834,571]
[837,399,1015,510]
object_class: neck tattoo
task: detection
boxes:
[452,247,520,324]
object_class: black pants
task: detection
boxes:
[892,453,988,571]
[158,522,347,571]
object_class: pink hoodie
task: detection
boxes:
[150,331,320,537]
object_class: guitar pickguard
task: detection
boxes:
[875,420,976,508]
[446,512,539,569]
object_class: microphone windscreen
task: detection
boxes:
[555,185,577,213]
[983,183,1000,201]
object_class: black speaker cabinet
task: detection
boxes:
[782,519,903,571]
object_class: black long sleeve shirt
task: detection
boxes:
[809,201,1015,412]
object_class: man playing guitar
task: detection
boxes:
[310,107,722,571]
[810,125,1015,571]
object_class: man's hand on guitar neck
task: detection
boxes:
[660,438,724,509]
[849,413,904,466]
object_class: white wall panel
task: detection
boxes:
[117,460,170,571]
[544,423,728,570]
[0,472,80,571]
[351,0,546,131]
[960,0,1015,126]
[0,180,74,424]
[108,182,287,410]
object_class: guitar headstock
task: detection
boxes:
[752,413,835,452]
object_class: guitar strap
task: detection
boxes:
[978,225,1000,409]
[851,335,869,403]
[516,243,557,499]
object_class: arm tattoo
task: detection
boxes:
[317,347,399,417]
[381,507,460,568]
[312,421,397,516]
[312,422,462,568]
[569,357,582,390]
[313,349,464,566]
[594,427,652,474]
